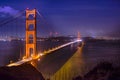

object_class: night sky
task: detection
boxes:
[0,0,120,38]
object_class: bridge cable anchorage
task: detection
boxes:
[0,10,25,28]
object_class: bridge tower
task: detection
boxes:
[77,31,81,40]
[25,9,37,58]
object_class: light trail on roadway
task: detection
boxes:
[7,39,82,67]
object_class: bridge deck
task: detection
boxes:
[7,40,82,67]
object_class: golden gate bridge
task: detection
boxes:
[0,8,82,67]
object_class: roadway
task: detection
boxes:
[7,40,82,67]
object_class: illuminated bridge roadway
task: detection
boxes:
[7,39,82,67]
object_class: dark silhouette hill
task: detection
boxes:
[0,63,45,80]
[73,62,120,80]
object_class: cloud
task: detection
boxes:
[0,6,19,17]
